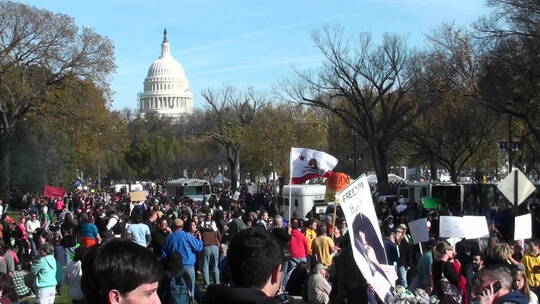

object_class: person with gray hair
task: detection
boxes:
[31,243,57,304]
[474,264,527,304]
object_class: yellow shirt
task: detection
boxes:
[305,228,317,255]
[312,235,334,267]
[522,253,540,287]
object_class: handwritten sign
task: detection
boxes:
[130,191,146,202]
[408,218,429,244]
[463,216,489,239]
[514,213,532,240]
[439,216,466,238]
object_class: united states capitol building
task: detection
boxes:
[138,29,193,119]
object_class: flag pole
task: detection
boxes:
[331,198,338,241]
[289,150,293,224]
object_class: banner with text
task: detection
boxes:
[336,174,395,302]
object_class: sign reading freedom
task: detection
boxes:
[335,175,395,302]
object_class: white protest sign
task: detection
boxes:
[463,216,490,239]
[232,191,240,200]
[408,218,429,244]
[497,168,536,205]
[439,216,466,238]
[514,213,532,240]
[336,174,394,302]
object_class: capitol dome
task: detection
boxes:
[139,29,193,119]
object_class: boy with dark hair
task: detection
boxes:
[81,239,163,304]
[202,227,284,304]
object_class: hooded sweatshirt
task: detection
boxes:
[31,255,57,288]
[289,229,309,259]
[494,291,529,304]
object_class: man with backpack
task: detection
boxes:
[159,252,193,304]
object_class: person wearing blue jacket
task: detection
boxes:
[31,243,57,304]
[162,218,203,296]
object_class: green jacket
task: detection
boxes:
[31,255,57,288]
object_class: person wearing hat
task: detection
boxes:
[161,218,203,296]
[307,263,331,304]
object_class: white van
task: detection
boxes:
[166,178,211,201]
[281,184,326,219]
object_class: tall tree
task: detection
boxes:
[201,86,265,192]
[285,27,433,193]
[0,2,115,196]
[241,104,328,179]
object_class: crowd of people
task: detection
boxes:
[0,183,536,304]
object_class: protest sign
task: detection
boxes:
[463,216,489,239]
[439,216,466,238]
[408,218,429,244]
[44,185,65,199]
[130,191,146,202]
[336,174,394,302]
[514,213,532,240]
[422,197,440,209]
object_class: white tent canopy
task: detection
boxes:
[212,173,231,184]
[366,173,405,184]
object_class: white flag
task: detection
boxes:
[290,148,338,184]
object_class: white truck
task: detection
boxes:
[281,184,326,219]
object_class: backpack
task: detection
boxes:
[168,272,192,304]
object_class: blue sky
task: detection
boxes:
[20,0,490,110]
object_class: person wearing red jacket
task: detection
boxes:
[284,219,309,288]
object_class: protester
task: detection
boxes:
[474,264,528,304]
[410,239,436,292]
[65,246,87,304]
[311,225,336,267]
[126,208,151,248]
[81,239,163,304]
[79,215,101,248]
[513,268,538,304]
[161,218,203,296]
[307,263,331,304]
[522,239,540,299]
[200,220,221,288]
[201,227,283,304]
[432,241,462,304]
[31,243,57,304]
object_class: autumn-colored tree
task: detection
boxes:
[0,2,115,196]
[242,104,328,180]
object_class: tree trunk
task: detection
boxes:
[371,143,390,194]
[449,165,458,183]
[0,150,9,201]
[227,146,240,193]
[429,159,438,181]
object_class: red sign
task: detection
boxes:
[44,185,65,199]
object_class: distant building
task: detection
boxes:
[138,29,193,119]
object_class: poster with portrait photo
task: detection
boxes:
[336,174,395,302]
